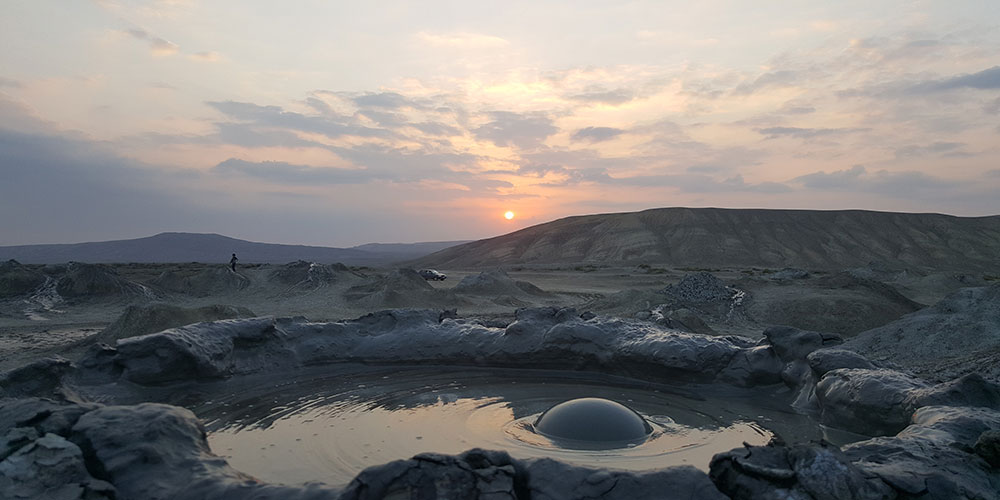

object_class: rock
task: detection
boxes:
[339,448,519,500]
[975,430,1000,468]
[817,369,1000,437]
[97,308,751,387]
[807,348,876,377]
[651,306,715,334]
[764,325,843,362]
[815,368,929,435]
[525,459,726,500]
[0,398,97,438]
[0,433,115,500]
[897,406,1000,450]
[708,442,892,500]
[1,427,39,461]
[0,357,76,399]
[905,372,1000,411]
[70,403,342,500]
[662,272,736,303]
[781,359,812,387]
[719,346,784,387]
[843,436,998,499]
[114,317,278,384]
[504,307,579,337]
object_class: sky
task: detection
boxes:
[2,1,999,247]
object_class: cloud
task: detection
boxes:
[566,87,636,105]
[778,101,815,115]
[894,141,967,159]
[791,165,962,196]
[352,92,414,109]
[217,152,513,194]
[215,158,373,184]
[190,51,221,62]
[908,66,1000,93]
[734,70,799,95]
[472,111,558,149]
[0,77,21,88]
[793,165,867,189]
[124,28,179,56]
[607,172,792,193]
[984,97,1000,114]
[208,100,388,139]
[757,126,869,139]
[571,126,624,142]
[0,127,208,243]
[214,123,318,148]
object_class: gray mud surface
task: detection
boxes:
[1,260,993,375]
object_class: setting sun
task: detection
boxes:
[504,211,515,220]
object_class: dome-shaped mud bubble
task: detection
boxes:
[533,397,653,449]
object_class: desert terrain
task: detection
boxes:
[2,208,1000,499]
[1,255,995,379]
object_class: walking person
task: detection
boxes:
[230,253,238,272]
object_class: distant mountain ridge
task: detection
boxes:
[411,207,1000,271]
[0,233,466,266]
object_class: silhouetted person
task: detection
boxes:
[230,253,238,272]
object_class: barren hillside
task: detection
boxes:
[412,208,1000,271]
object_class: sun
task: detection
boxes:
[504,210,515,220]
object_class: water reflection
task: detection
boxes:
[190,365,823,487]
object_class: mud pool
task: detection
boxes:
[188,365,855,487]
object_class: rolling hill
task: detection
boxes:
[410,208,1000,271]
[0,233,465,266]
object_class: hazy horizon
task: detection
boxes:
[3,1,1000,247]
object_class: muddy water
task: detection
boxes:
[193,366,839,487]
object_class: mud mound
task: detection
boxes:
[267,260,351,286]
[846,260,915,282]
[344,268,455,309]
[452,269,547,297]
[747,272,924,336]
[662,272,735,303]
[0,260,45,298]
[93,303,257,345]
[843,284,1000,383]
[50,262,149,301]
[151,267,250,297]
[660,272,749,324]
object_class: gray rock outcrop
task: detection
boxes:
[711,404,1000,500]
[841,405,1000,499]
[79,308,761,386]
[709,441,892,500]
[843,284,1000,383]
[816,369,1000,436]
